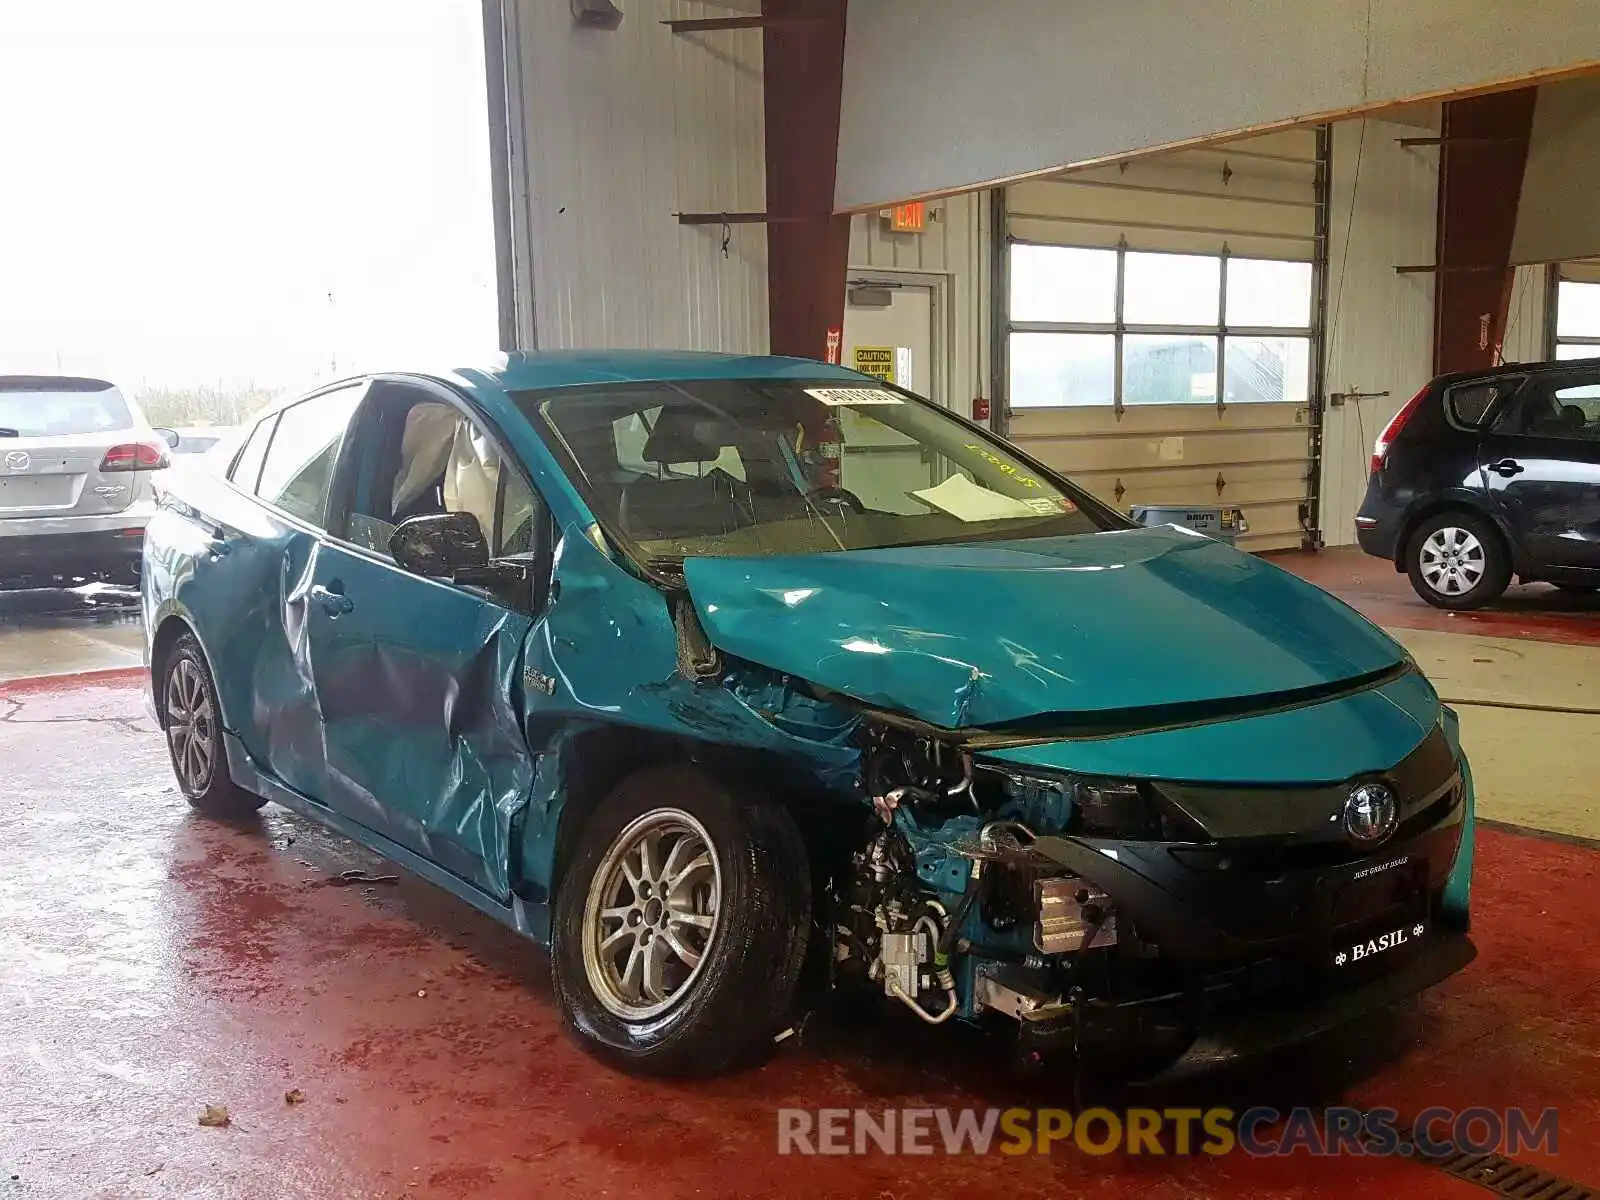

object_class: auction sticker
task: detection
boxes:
[805,387,904,406]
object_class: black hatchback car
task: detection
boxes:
[1357,357,1600,609]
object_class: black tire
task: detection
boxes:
[1405,511,1511,611]
[160,633,265,817]
[551,764,810,1076]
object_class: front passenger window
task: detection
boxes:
[345,397,542,565]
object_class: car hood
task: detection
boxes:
[680,526,1409,730]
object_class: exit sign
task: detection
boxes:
[886,201,927,234]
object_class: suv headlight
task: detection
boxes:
[993,769,1208,842]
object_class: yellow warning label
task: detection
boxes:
[852,346,896,383]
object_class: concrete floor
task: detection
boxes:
[1,549,1597,1198]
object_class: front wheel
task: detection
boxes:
[551,764,811,1076]
[1405,512,1510,611]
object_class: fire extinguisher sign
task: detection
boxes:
[824,326,842,365]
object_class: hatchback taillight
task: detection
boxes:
[100,442,170,472]
[1371,385,1430,476]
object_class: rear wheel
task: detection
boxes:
[161,633,264,817]
[551,764,810,1076]
[1405,512,1511,611]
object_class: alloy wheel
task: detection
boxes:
[1419,526,1486,597]
[581,808,723,1020]
[165,658,215,793]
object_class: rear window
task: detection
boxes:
[0,377,134,436]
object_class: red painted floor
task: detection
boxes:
[4,675,1598,1198]
[1272,545,1600,647]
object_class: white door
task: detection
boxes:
[841,280,941,512]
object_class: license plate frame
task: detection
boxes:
[1330,917,1428,970]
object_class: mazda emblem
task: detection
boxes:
[3,450,29,471]
[1344,782,1398,846]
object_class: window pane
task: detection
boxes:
[1008,332,1115,407]
[1557,341,1599,361]
[1123,335,1218,405]
[257,386,362,526]
[229,415,276,493]
[1123,252,1220,326]
[1009,245,1117,323]
[1226,258,1313,328]
[1556,281,1600,337]
[1444,382,1505,428]
[1223,336,1310,405]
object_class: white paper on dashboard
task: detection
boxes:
[912,473,1039,522]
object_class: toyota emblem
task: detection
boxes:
[3,450,29,471]
[1344,782,1398,846]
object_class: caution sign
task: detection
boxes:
[852,346,896,383]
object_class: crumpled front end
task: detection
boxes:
[820,672,1477,1076]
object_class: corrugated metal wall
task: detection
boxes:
[506,0,768,353]
[1503,264,1551,363]
[1319,118,1439,546]
[848,191,992,420]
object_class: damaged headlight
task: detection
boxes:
[992,770,1206,842]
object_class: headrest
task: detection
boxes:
[1559,403,1586,430]
[641,407,731,464]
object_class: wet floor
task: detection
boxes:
[0,585,143,682]
[3,673,1599,1199]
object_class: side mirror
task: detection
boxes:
[154,427,180,449]
[389,512,489,579]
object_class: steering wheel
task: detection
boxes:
[806,484,866,515]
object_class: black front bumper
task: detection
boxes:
[0,528,144,587]
[1017,929,1476,1079]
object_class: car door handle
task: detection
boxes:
[309,583,354,616]
[1488,458,1525,477]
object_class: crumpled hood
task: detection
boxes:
[681,526,1408,730]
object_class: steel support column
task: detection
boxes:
[1432,88,1538,374]
[762,0,850,359]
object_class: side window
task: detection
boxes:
[1498,373,1600,440]
[256,386,364,525]
[1444,382,1506,429]
[345,395,543,563]
[228,414,277,493]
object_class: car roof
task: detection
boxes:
[449,349,868,394]
[1433,355,1600,389]
[251,350,876,424]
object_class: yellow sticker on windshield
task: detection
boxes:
[964,443,1041,488]
[805,387,903,406]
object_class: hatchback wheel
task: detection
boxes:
[161,633,264,817]
[1405,512,1510,611]
[551,764,810,1076]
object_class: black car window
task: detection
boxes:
[228,415,277,493]
[341,391,542,563]
[1444,382,1507,429]
[256,385,364,526]
[1496,371,1600,440]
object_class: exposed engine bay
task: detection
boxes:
[826,716,1470,1067]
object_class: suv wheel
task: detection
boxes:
[1406,512,1510,611]
[161,633,265,817]
[551,764,810,1076]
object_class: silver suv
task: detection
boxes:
[0,375,172,586]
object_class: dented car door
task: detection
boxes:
[303,380,541,898]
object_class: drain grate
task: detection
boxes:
[1415,1143,1593,1200]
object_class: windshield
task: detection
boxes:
[522,379,1121,561]
[0,378,134,437]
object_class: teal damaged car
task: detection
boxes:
[142,352,1475,1078]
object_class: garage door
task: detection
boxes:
[1002,129,1327,552]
